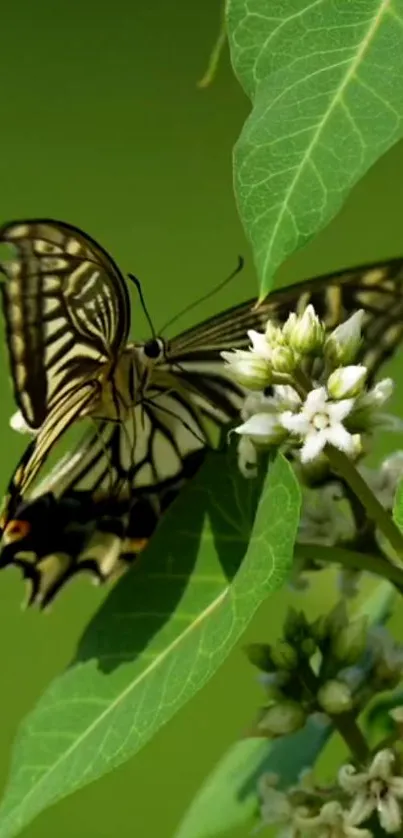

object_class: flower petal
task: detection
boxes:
[280,411,309,435]
[326,423,355,455]
[303,387,328,418]
[328,398,355,423]
[300,429,327,463]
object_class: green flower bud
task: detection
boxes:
[324,310,364,366]
[300,637,317,658]
[245,643,273,672]
[265,321,284,347]
[285,305,325,355]
[271,345,297,374]
[235,412,288,448]
[327,365,367,400]
[317,680,353,714]
[258,700,306,736]
[221,350,272,390]
[284,608,309,642]
[270,640,298,671]
[331,616,367,665]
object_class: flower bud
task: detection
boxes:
[221,350,272,390]
[270,640,298,671]
[286,305,325,355]
[284,608,309,642]
[324,310,364,366]
[258,700,306,736]
[331,616,367,665]
[271,345,297,373]
[327,365,367,400]
[318,680,353,714]
[265,321,284,347]
[235,412,288,447]
[247,329,273,360]
[245,643,273,672]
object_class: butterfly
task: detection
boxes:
[1,218,403,606]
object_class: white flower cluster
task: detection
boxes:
[259,748,403,838]
[221,306,394,474]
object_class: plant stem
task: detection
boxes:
[325,445,403,564]
[295,543,403,592]
[197,1,226,89]
[298,659,370,763]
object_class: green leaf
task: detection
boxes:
[174,580,396,838]
[0,451,300,838]
[226,0,403,298]
[174,718,331,838]
[393,479,403,532]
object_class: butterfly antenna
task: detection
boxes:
[127,273,157,339]
[159,255,245,335]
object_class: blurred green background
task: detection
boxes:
[0,1,403,837]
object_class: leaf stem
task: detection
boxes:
[295,543,403,592]
[197,2,227,89]
[298,658,370,763]
[325,445,403,565]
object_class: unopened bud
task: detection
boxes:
[235,412,288,448]
[245,643,273,672]
[265,321,284,347]
[284,608,309,642]
[221,350,272,390]
[271,345,297,374]
[286,305,325,355]
[258,700,306,736]
[271,640,298,671]
[327,365,367,400]
[318,680,353,714]
[324,310,364,366]
[331,616,367,665]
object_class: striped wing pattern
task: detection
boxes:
[0,219,131,500]
[1,238,403,605]
[0,219,130,429]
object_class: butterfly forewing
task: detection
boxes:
[0,219,131,429]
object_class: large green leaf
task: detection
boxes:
[0,451,300,838]
[227,0,403,298]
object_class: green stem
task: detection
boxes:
[298,658,370,763]
[295,543,403,592]
[197,2,226,89]
[325,445,403,564]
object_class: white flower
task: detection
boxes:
[284,305,325,355]
[296,801,372,838]
[327,366,367,400]
[280,387,355,464]
[235,412,288,447]
[298,483,355,547]
[339,750,403,834]
[325,310,365,366]
[9,410,36,436]
[258,778,311,838]
[221,348,271,390]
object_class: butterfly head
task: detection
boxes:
[142,337,165,362]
